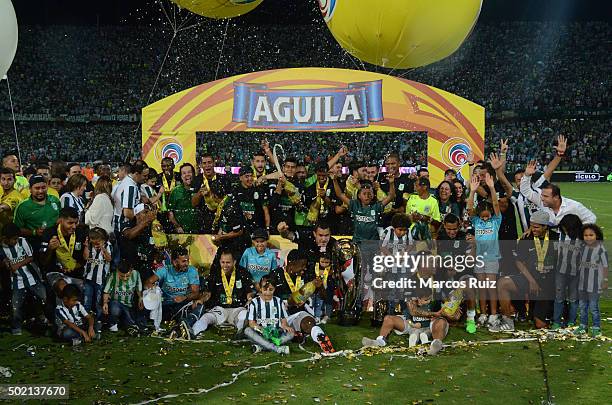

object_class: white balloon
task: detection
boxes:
[0,0,18,78]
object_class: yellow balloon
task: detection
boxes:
[318,0,482,69]
[172,0,263,19]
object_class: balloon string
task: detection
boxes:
[125,30,177,161]
[214,19,231,81]
[5,75,22,168]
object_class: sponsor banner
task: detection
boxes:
[142,68,485,184]
[574,172,602,182]
[232,80,383,130]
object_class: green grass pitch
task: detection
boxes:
[0,182,610,404]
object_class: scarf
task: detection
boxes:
[56,224,77,272]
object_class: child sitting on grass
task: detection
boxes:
[244,275,294,355]
[55,284,95,345]
[102,260,143,333]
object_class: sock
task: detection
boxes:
[467,309,476,321]
[488,314,497,321]
[310,326,325,343]
[192,313,216,336]
[376,335,387,346]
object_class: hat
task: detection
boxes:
[251,228,269,240]
[530,210,550,226]
[286,249,306,263]
[239,166,252,176]
[29,175,46,187]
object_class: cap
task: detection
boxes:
[29,175,46,187]
[251,228,269,240]
[239,166,252,176]
[530,210,550,226]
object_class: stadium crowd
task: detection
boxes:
[0,19,608,356]
[0,131,607,355]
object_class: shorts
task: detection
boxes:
[474,260,499,275]
[502,273,554,322]
[286,311,312,332]
[208,306,247,330]
[393,315,449,336]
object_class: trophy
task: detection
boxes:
[334,238,362,326]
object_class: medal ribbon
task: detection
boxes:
[221,267,236,305]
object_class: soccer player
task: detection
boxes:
[192,154,231,233]
[1,223,47,335]
[269,249,335,353]
[494,210,559,331]
[145,247,201,322]
[39,207,88,276]
[113,160,148,234]
[244,275,294,354]
[184,250,254,339]
[119,203,157,280]
[277,221,337,267]
[362,286,460,355]
[167,163,199,233]
[55,284,95,345]
[379,153,414,227]
[436,214,478,333]
[331,172,396,243]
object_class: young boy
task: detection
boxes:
[1,223,47,335]
[103,260,143,333]
[55,284,95,345]
[311,251,335,324]
[380,213,413,315]
[468,174,502,330]
[82,227,113,332]
[244,275,294,354]
[239,228,278,289]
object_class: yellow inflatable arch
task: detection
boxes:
[142,68,484,186]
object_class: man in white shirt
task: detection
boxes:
[520,162,596,226]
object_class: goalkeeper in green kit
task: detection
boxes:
[244,275,295,354]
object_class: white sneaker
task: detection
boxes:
[252,344,262,354]
[477,314,488,326]
[408,333,419,347]
[321,316,329,324]
[362,337,383,347]
[419,332,430,344]
[109,324,119,332]
[428,339,443,355]
[486,315,499,328]
[487,317,502,332]
[278,345,290,355]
